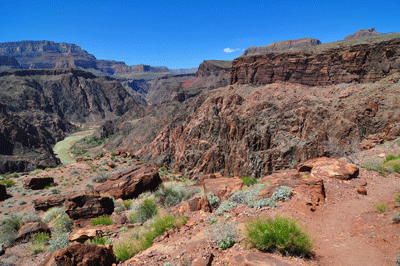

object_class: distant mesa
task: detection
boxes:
[0,40,171,77]
[242,38,321,56]
[344,27,384,40]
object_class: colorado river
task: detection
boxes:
[53,130,94,165]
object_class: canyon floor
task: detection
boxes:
[0,137,400,266]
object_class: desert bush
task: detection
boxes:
[85,236,113,245]
[91,172,110,183]
[271,186,292,202]
[241,176,257,186]
[47,232,69,253]
[204,193,220,208]
[0,214,22,246]
[245,215,313,257]
[123,199,133,210]
[114,241,136,262]
[384,154,400,163]
[91,215,113,226]
[129,198,158,223]
[251,198,277,208]
[30,232,49,254]
[155,183,199,208]
[43,207,74,235]
[206,221,237,250]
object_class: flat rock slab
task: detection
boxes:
[299,157,359,180]
[95,162,161,200]
[15,222,51,243]
[33,196,66,211]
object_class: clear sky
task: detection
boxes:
[1,1,399,69]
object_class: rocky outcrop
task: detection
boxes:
[345,27,384,40]
[40,243,116,266]
[64,194,114,220]
[203,178,243,201]
[243,38,321,56]
[231,34,400,86]
[95,163,162,200]
[23,177,54,190]
[14,222,51,243]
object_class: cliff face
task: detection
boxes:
[243,38,321,56]
[0,56,22,69]
[231,35,400,86]
[0,69,142,173]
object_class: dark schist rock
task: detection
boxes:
[64,194,114,220]
[23,177,54,190]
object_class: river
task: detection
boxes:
[53,130,94,165]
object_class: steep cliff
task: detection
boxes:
[231,34,400,86]
[0,68,142,173]
[242,38,321,56]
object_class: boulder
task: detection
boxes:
[14,222,51,243]
[203,177,243,201]
[33,196,66,211]
[0,184,7,201]
[95,163,162,200]
[174,196,212,215]
[23,176,54,190]
[299,157,359,180]
[64,194,114,220]
[356,186,367,195]
[69,227,104,243]
[40,243,116,266]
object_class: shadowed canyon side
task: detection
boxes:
[231,34,400,86]
[0,68,143,173]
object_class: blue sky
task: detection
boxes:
[1,1,399,69]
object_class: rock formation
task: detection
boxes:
[243,38,321,56]
[231,34,400,86]
[0,56,22,69]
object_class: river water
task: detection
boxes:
[53,130,94,165]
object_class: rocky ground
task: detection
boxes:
[0,139,399,266]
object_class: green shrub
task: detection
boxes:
[85,236,113,245]
[30,232,49,254]
[129,198,158,223]
[123,199,133,210]
[91,215,113,226]
[43,207,74,235]
[245,215,313,257]
[241,176,257,187]
[141,215,179,250]
[204,193,220,208]
[0,214,22,246]
[384,154,400,163]
[271,186,292,202]
[0,179,16,188]
[114,241,136,262]
[110,152,116,156]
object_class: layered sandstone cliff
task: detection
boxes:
[231,34,400,86]
[242,38,321,56]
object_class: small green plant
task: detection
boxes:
[241,176,257,186]
[114,241,136,262]
[208,217,217,224]
[130,198,158,223]
[110,152,116,156]
[373,201,387,212]
[0,179,16,188]
[12,173,19,178]
[48,232,69,253]
[91,215,113,226]
[384,154,400,163]
[123,199,133,210]
[30,232,49,254]
[245,215,314,257]
[218,235,235,250]
[85,236,113,245]
[140,215,178,250]
[120,226,128,232]
[18,200,26,205]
